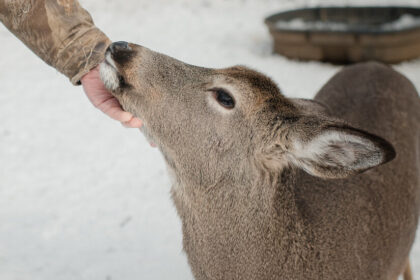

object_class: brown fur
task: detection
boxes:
[404,260,413,280]
[101,44,420,280]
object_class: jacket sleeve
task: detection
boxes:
[0,0,111,85]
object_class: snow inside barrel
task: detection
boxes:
[265,7,420,64]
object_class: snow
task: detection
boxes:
[0,0,419,279]
[275,18,349,31]
[382,14,420,30]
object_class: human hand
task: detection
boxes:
[81,66,143,128]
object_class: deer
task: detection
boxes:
[99,41,420,280]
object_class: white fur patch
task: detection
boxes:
[105,52,117,69]
[99,54,119,91]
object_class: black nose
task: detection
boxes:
[108,41,131,54]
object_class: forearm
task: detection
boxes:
[0,0,110,84]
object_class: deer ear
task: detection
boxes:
[288,125,396,179]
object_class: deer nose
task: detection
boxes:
[108,41,131,54]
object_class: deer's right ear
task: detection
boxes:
[285,124,396,179]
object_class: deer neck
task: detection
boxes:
[171,165,306,239]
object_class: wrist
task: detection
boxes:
[81,65,100,84]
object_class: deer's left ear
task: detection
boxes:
[288,125,396,179]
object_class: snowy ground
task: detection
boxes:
[0,0,419,279]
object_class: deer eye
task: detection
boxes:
[210,88,235,109]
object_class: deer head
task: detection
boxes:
[100,42,395,187]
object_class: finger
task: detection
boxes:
[126,117,143,128]
[88,90,115,107]
[122,117,143,128]
[97,97,134,122]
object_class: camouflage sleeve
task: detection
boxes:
[0,0,111,85]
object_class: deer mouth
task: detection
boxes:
[100,41,134,92]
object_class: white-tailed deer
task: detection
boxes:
[100,41,420,280]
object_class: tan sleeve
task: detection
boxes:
[0,0,111,85]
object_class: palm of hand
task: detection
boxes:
[81,66,142,128]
